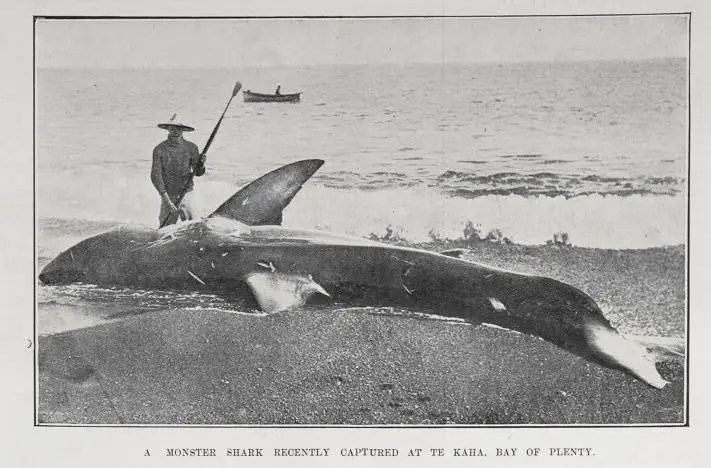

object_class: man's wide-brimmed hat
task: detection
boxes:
[157,113,195,132]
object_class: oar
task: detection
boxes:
[159,81,243,228]
[202,80,243,157]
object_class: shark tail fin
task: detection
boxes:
[624,335,686,362]
[585,322,671,389]
[209,159,324,225]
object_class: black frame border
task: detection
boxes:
[32,12,692,429]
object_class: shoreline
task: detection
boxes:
[38,214,686,251]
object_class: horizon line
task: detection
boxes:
[35,55,687,71]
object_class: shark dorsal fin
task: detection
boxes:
[209,159,324,225]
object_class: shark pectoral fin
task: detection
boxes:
[244,271,330,313]
[307,274,331,299]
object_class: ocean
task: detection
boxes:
[36,59,688,334]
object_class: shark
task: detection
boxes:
[39,159,683,389]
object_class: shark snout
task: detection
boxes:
[39,253,85,285]
[39,266,84,285]
[38,270,51,284]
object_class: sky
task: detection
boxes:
[35,15,688,68]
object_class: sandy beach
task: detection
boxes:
[37,242,686,426]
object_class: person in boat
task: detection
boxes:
[275,85,281,95]
[150,114,206,227]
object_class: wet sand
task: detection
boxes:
[37,243,686,425]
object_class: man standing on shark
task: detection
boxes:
[150,114,206,227]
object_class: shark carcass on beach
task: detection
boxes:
[39,159,684,389]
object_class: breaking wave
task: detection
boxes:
[37,179,686,252]
[436,170,684,198]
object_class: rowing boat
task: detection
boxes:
[243,90,302,103]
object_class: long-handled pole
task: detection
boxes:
[159,81,242,228]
